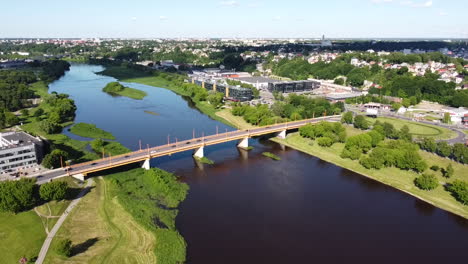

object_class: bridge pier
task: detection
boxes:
[141,158,151,170]
[193,146,204,158]
[237,137,249,150]
[277,129,287,139]
[72,173,86,182]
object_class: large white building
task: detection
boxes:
[0,132,43,173]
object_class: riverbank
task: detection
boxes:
[273,134,468,219]
[97,66,235,127]
[216,109,468,219]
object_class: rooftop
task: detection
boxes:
[0,131,41,150]
[233,76,280,84]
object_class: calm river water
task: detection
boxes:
[50,64,468,264]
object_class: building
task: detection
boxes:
[268,80,321,93]
[232,76,280,90]
[325,93,362,103]
[190,78,253,102]
[0,132,44,173]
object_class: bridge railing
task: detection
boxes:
[67,115,341,169]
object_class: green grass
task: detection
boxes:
[44,177,157,264]
[0,177,81,263]
[0,211,45,263]
[273,133,468,219]
[97,66,152,80]
[366,116,457,140]
[195,156,215,165]
[262,152,281,161]
[103,141,131,156]
[111,87,147,100]
[105,168,189,264]
[69,123,115,140]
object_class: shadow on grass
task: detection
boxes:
[71,237,99,256]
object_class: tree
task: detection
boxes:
[90,138,105,152]
[207,92,224,108]
[42,149,68,169]
[20,109,29,117]
[436,142,452,157]
[447,180,468,205]
[353,115,369,130]
[442,164,454,178]
[39,181,68,201]
[442,112,451,124]
[414,174,439,190]
[334,78,345,85]
[5,112,19,126]
[452,143,468,164]
[38,120,61,134]
[419,137,437,153]
[341,146,362,160]
[317,137,334,147]
[341,111,353,124]
[398,125,412,141]
[345,134,373,153]
[56,239,72,257]
[0,178,37,213]
[34,108,44,117]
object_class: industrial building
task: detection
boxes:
[268,80,321,93]
[0,132,43,173]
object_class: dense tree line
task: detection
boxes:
[419,137,468,164]
[0,70,36,111]
[0,178,69,214]
[299,122,346,147]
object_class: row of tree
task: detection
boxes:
[419,137,468,164]
[0,179,68,213]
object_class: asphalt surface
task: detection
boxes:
[34,116,341,183]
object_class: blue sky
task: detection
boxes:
[1,0,466,38]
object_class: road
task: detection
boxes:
[33,116,341,183]
[345,105,467,144]
[35,179,94,264]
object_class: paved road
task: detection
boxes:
[345,106,467,144]
[35,179,94,264]
[33,116,341,182]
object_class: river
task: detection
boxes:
[49,64,468,263]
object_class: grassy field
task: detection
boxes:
[44,177,156,264]
[69,123,115,140]
[366,116,457,140]
[110,87,147,100]
[0,210,45,263]
[216,109,255,130]
[273,133,468,219]
[0,177,81,263]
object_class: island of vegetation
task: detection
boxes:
[262,152,281,161]
[69,123,115,140]
[102,81,147,100]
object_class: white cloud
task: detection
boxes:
[131,17,137,21]
[371,0,394,3]
[219,1,239,6]
[159,16,168,21]
[400,0,432,7]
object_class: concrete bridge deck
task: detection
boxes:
[35,115,340,183]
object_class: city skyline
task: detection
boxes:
[1,0,467,38]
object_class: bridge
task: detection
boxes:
[35,115,341,183]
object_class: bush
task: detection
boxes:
[42,149,68,169]
[317,137,334,147]
[340,147,362,160]
[441,164,454,178]
[430,165,440,171]
[39,181,68,201]
[353,115,369,130]
[56,239,72,257]
[341,111,353,124]
[345,134,373,153]
[102,82,124,93]
[414,174,439,190]
[446,180,468,205]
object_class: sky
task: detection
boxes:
[0,0,467,38]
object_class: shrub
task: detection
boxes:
[345,134,373,153]
[0,178,37,213]
[56,239,72,257]
[430,165,440,171]
[317,137,334,147]
[341,147,362,160]
[341,111,353,124]
[446,180,468,205]
[441,164,454,178]
[353,115,369,130]
[39,181,68,201]
[414,174,439,190]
